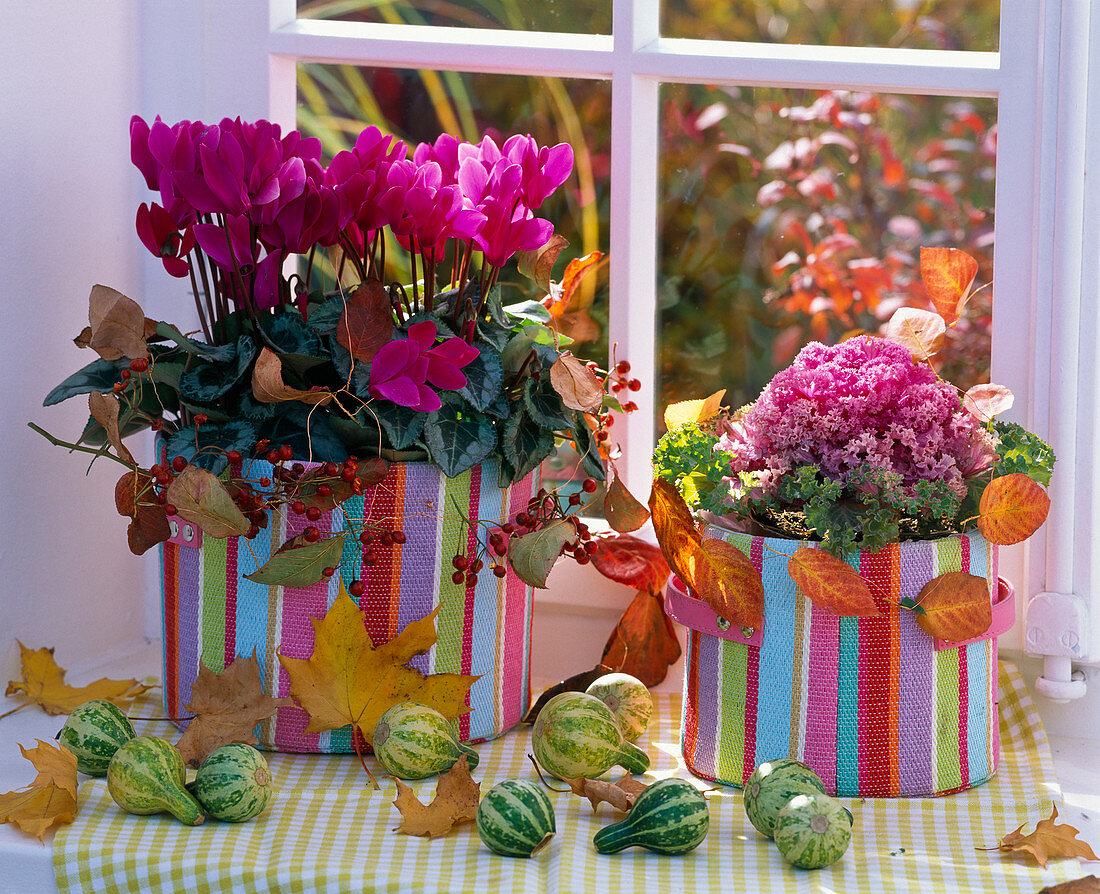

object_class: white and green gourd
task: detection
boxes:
[773,792,853,870]
[58,699,135,777]
[592,778,710,855]
[190,743,275,823]
[531,692,650,780]
[584,673,653,743]
[743,758,827,838]
[476,780,557,857]
[372,703,479,779]
[106,736,204,825]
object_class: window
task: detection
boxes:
[186,0,1096,667]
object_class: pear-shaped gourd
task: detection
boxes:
[59,699,135,777]
[531,691,650,780]
[585,673,653,743]
[373,703,479,779]
[593,778,709,855]
[107,736,204,825]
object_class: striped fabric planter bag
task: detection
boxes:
[161,457,538,753]
[665,529,1015,798]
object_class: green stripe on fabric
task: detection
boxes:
[717,640,746,784]
[434,469,472,675]
[200,534,228,672]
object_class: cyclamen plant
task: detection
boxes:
[36,116,648,590]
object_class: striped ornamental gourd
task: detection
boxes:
[592,778,710,855]
[106,736,204,826]
[191,743,275,823]
[373,703,479,779]
[476,780,556,857]
[773,793,853,870]
[531,692,650,780]
[743,758,827,838]
[59,700,135,777]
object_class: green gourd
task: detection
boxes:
[107,736,204,826]
[373,703,479,779]
[191,743,275,823]
[58,700,135,777]
[476,780,556,857]
[592,778,709,855]
[773,792,853,869]
[743,758,827,838]
[585,673,653,743]
[531,692,650,780]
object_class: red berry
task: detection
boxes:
[622,401,638,413]
[291,462,305,476]
[171,456,187,473]
[584,540,598,554]
[493,566,507,578]
[379,532,393,547]
[323,462,339,476]
[303,526,320,542]
[581,478,598,493]
[392,531,406,545]
[306,506,322,521]
[575,553,590,565]
[266,449,279,464]
[628,378,641,392]
[322,566,335,578]
[317,484,332,498]
[129,357,149,373]
[194,413,208,425]
[288,500,303,515]
[595,430,609,442]
[615,360,631,375]
[452,555,469,571]
[154,491,167,504]
[349,580,365,598]
[610,381,623,393]
[278,445,294,461]
[164,504,176,516]
[364,554,377,568]
[341,467,356,482]
[226,450,242,464]
[465,573,478,586]
[472,559,484,573]
[452,570,466,585]
[360,531,375,545]
[568,492,582,505]
[120,369,131,380]
[502,523,515,535]
[259,477,271,487]
[255,439,271,454]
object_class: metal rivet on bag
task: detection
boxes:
[183,525,195,542]
[169,520,179,538]
[740,626,755,638]
[715,616,731,631]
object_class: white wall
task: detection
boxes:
[0,3,148,680]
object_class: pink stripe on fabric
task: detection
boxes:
[223,535,239,668]
[500,471,534,730]
[803,600,839,793]
[458,465,483,741]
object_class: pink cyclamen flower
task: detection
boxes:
[136,203,195,278]
[501,134,574,209]
[380,160,485,257]
[368,320,479,412]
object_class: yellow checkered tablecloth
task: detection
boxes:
[53,662,1081,892]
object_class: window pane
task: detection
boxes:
[297,0,612,34]
[657,86,996,423]
[661,0,999,52]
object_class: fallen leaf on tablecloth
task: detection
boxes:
[1039,876,1100,894]
[523,664,613,724]
[4,641,152,716]
[278,585,478,747]
[0,740,79,840]
[562,774,651,814]
[176,652,292,768]
[978,804,1099,867]
[391,757,480,838]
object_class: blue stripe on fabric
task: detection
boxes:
[966,639,990,784]
[836,616,861,796]
[753,549,797,770]
[465,468,505,741]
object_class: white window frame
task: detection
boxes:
[155,0,1099,666]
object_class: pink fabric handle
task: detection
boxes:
[933,577,1014,651]
[663,575,765,647]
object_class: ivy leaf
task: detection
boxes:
[277,587,478,745]
[977,473,1051,545]
[920,246,979,326]
[913,572,992,641]
[508,518,574,588]
[788,547,882,617]
[601,589,682,688]
[963,383,1014,423]
[523,374,573,431]
[335,279,394,362]
[549,354,604,412]
[502,408,555,482]
[245,533,347,588]
[589,533,670,594]
[5,642,151,715]
[603,472,650,533]
[43,357,127,406]
[884,307,946,360]
[978,804,1099,868]
[456,343,504,412]
[391,757,481,839]
[166,465,251,538]
[422,397,497,477]
[663,390,727,431]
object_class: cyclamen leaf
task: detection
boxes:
[788,547,882,617]
[914,572,992,641]
[589,533,670,594]
[963,383,1014,423]
[884,307,946,361]
[508,518,575,588]
[663,390,727,431]
[603,473,650,533]
[920,246,979,326]
[245,534,347,588]
[166,465,251,538]
[43,357,127,406]
[977,473,1051,545]
[422,398,497,478]
[502,408,556,482]
[550,354,604,412]
[456,344,504,412]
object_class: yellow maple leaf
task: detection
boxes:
[0,740,79,841]
[278,587,479,747]
[5,642,153,716]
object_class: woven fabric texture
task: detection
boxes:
[161,458,537,752]
[52,663,1082,893]
[681,529,999,797]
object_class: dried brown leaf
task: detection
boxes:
[335,279,393,363]
[166,465,251,538]
[561,774,647,814]
[518,234,569,292]
[601,589,681,688]
[884,306,946,360]
[549,354,604,412]
[252,347,334,406]
[979,805,1099,868]
[87,284,149,361]
[88,392,135,465]
[114,471,171,555]
[603,472,649,533]
[391,757,481,838]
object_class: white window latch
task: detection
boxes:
[1024,591,1089,702]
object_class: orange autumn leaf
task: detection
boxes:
[979,804,1099,868]
[788,548,881,617]
[600,589,682,688]
[5,642,152,716]
[883,307,946,361]
[547,251,605,317]
[914,572,993,642]
[663,390,727,431]
[603,471,649,533]
[977,473,1051,545]
[920,246,979,326]
[0,740,79,841]
[278,586,478,746]
[589,533,671,597]
[335,279,393,363]
[390,756,481,839]
[175,653,293,768]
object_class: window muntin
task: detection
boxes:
[296,0,612,34]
